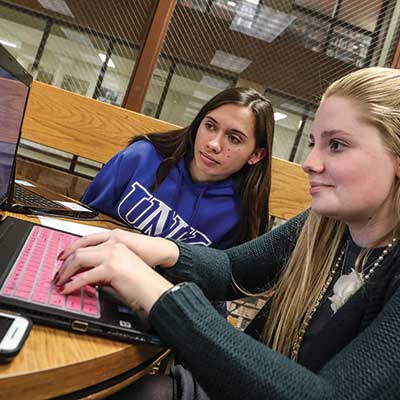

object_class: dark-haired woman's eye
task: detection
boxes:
[228,135,241,144]
[205,122,215,130]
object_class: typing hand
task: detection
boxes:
[57,229,179,269]
[54,242,173,317]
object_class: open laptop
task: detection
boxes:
[0,216,161,345]
[0,44,97,219]
[0,45,161,345]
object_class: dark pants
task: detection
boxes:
[107,365,209,400]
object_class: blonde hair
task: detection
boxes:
[259,67,400,357]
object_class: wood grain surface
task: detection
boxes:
[22,81,177,164]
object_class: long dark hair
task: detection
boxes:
[130,87,274,243]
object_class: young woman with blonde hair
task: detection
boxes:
[56,67,400,399]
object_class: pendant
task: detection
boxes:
[328,269,364,313]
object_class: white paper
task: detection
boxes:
[38,216,109,236]
[15,179,35,187]
[54,201,91,212]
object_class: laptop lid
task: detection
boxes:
[0,216,161,345]
[0,45,97,219]
[0,45,31,208]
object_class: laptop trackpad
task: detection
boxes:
[100,286,124,304]
[99,286,149,330]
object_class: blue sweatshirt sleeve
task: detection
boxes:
[81,151,125,210]
[81,140,160,215]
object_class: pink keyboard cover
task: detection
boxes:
[0,225,100,318]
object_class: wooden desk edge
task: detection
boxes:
[79,350,171,400]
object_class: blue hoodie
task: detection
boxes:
[82,140,241,249]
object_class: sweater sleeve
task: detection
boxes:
[81,149,130,211]
[161,210,308,300]
[81,140,157,213]
[149,281,400,400]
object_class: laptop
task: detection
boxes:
[0,44,98,219]
[0,216,161,345]
[0,45,161,345]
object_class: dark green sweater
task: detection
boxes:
[149,213,400,399]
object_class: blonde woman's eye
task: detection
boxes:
[308,141,315,148]
[329,140,343,152]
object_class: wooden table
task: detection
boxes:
[0,211,168,400]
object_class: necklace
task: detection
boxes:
[290,237,397,362]
[363,237,397,280]
[328,238,397,314]
[290,246,345,361]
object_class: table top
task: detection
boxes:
[0,210,167,400]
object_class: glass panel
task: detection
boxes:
[0,5,46,72]
[290,11,330,52]
[290,4,377,67]
[293,118,313,164]
[210,0,237,22]
[339,0,382,32]
[272,110,303,160]
[327,25,371,67]
[264,91,315,161]
[97,44,138,106]
[294,0,337,17]
[38,23,108,97]
[157,64,234,127]
[229,2,296,43]
[142,58,173,118]
[1,1,154,174]
[179,0,209,12]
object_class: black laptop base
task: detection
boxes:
[1,300,162,346]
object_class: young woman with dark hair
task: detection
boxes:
[82,87,274,249]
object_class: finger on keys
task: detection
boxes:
[56,247,103,285]
[57,231,111,261]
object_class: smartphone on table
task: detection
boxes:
[0,310,32,362]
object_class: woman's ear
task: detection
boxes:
[247,148,266,165]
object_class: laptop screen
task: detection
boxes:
[0,55,30,204]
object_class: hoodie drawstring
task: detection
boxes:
[184,186,207,242]
[160,167,184,237]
